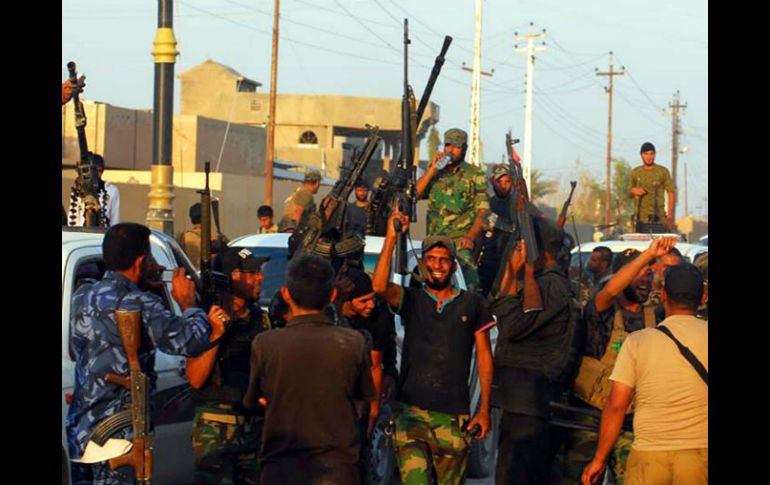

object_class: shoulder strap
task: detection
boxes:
[655,325,708,385]
[642,304,656,328]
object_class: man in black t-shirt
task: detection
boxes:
[344,179,370,237]
[373,211,495,485]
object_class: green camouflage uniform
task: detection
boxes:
[191,306,273,485]
[278,187,317,232]
[556,412,633,485]
[393,403,471,485]
[629,165,673,224]
[425,161,489,290]
[191,402,262,485]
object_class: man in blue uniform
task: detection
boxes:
[66,223,223,485]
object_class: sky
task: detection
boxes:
[62,0,708,219]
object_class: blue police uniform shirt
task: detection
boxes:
[66,271,212,459]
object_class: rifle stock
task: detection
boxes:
[106,310,152,483]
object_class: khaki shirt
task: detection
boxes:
[279,187,316,231]
[258,223,279,234]
[610,315,708,451]
[630,165,674,223]
[176,225,226,269]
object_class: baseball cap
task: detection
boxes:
[422,236,457,259]
[663,263,704,306]
[220,247,269,273]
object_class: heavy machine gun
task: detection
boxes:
[291,126,382,262]
[366,22,452,275]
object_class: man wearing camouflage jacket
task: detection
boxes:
[416,128,489,291]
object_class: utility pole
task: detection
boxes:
[147,0,179,235]
[461,62,494,167]
[515,23,546,190]
[464,0,489,167]
[680,146,689,216]
[667,90,687,221]
[265,0,280,206]
[596,51,624,228]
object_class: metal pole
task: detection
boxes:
[468,0,483,167]
[147,0,179,235]
[515,25,545,190]
[265,0,280,206]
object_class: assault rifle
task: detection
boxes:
[557,181,577,229]
[88,310,153,483]
[198,162,230,311]
[548,401,633,434]
[490,132,543,312]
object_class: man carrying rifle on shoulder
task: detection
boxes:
[416,128,489,292]
[66,223,225,485]
[186,246,273,485]
[478,163,519,297]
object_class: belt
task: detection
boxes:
[200,412,247,425]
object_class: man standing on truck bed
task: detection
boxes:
[629,142,675,232]
[66,223,225,485]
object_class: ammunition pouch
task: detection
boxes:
[574,304,655,411]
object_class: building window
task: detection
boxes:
[299,131,318,146]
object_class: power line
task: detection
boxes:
[612,54,667,111]
[332,0,400,53]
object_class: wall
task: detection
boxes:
[61,168,430,241]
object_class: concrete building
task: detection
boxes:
[178,59,440,177]
[61,58,440,238]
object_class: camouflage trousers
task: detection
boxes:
[455,247,480,291]
[556,412,633,485]
[392,403,471,485]
[191,402,262,485]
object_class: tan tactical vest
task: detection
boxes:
[574,304,656,411]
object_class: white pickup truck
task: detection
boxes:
[61,227,200,485]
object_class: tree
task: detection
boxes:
[611,158,634,232]
[570,171,605,224]
[530,169,558,203]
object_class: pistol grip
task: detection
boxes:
[104,373,130,389]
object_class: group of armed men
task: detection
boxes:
[65,125,708,485]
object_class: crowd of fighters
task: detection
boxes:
[63,108,708,485]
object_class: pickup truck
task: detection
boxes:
[61,227,199,485]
